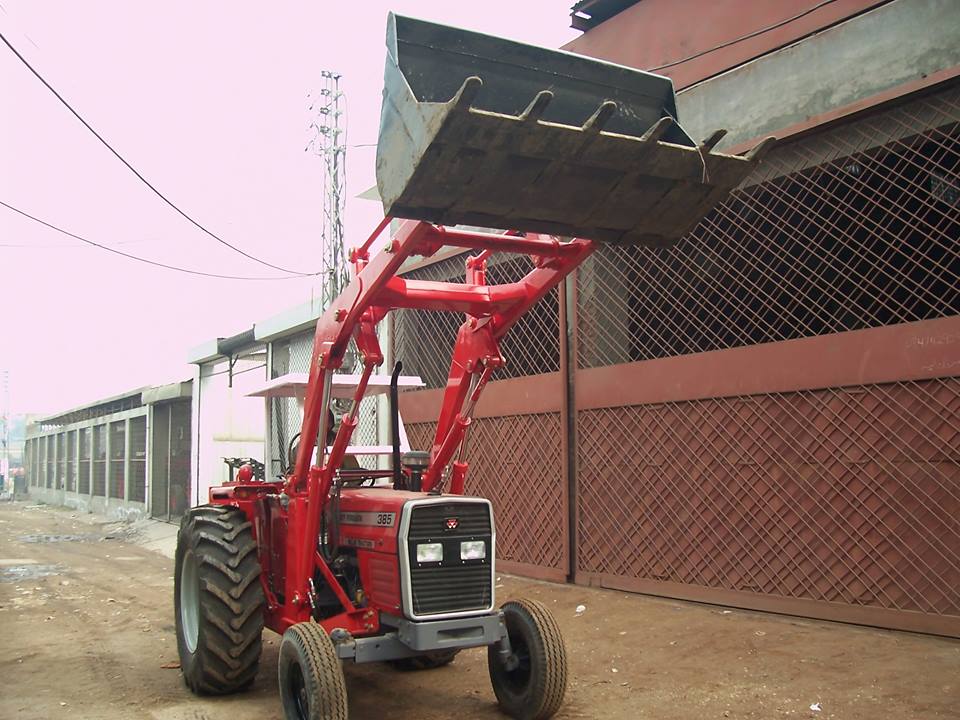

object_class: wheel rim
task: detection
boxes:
[501,631,532,694]
[288,661,310,720]
[179,549,200,653]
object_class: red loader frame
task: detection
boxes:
[212,217,596,639]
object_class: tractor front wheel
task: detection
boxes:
[488,598,568,720]
[174,504,265,694]
[278,622,348,720]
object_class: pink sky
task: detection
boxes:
[1,1,578,415]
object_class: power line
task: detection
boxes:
[0,237,146,248]
[0,30,316,277]
[0,199,311,281]
[649,0,843,72]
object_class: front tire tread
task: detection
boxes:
[488,597,568,720]
[278,622,348,720]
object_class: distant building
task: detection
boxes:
[23,382,192,521]
[186,295,391,506]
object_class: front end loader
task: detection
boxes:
[173,12,772,720]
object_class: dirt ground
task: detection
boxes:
[0,502,956,719]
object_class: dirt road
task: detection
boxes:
[0,501,956,719]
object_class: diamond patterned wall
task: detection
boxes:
[577,378,960,616]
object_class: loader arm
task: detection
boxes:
[285,220,598,614]
[291,223,596,495]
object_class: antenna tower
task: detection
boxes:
[306,71,348,309]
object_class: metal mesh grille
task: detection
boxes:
[486,256,560,378]
[577,378,960,616]
[56,432,65,491]
[406,412,566,572]
[109,421,125,499]
[393,251,560,389]
[393,255,467,389]
[269,331,315,476]
[78,428,90,495]
[151,405,170,517]
[129,416,146,503]
[268,339,292,477]
[339,334,385,470]
[577,86,960,368]
[169,401,191,517]
[30,439,37,486]
[268,338,291,476]
[92,424,106,497]
[45,435,54,489]
[348,395,381,469]
[65,430,75,492]
[269,329,385,474]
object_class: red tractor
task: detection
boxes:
[173,13,770,720]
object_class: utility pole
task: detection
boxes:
[306,71,349,311]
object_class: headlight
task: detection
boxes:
[416,542,443,563]
[460,540,486,560]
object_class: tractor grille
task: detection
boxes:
[408,502,492,539]
[405,501,494,617]
[410,565,492,615]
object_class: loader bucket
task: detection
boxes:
[376,13,774,246]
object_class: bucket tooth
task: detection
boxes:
[699,129,728,152]
[521,91,554,123]
[640,116,675,143]
[451,76,483,112]
[582,101,618,134]
[744,136,778,161]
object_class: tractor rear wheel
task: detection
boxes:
[278,622,348,720]
[390,648,459,671]
[174,504,265,695]
[488,598,568,720]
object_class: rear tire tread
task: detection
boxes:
[175,505,265,695]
